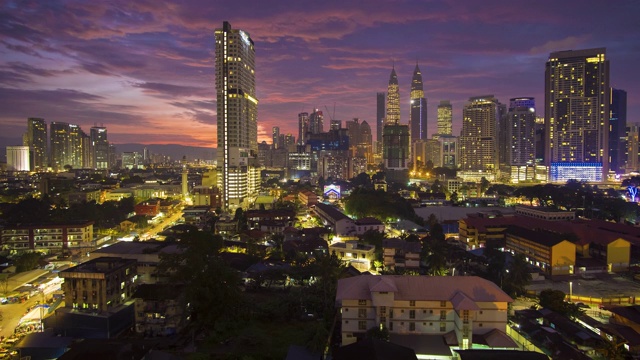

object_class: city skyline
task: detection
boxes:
[1,0,639,149]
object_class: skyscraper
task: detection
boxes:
[50,122,70,171]
[24,117,47,171]
[507,98,536,165]
[376,92,385,146]
[309,109,324,134]
[459,95,502,172]
[609,88,627,173]
[385,67,400,125]
[272,126,280,148]
[410,64,427,143]
[215,21,258,209]
[383,66,409,183]
[545,48,610,181]
[437,101,453,136]
[298,112,309,145]
[91,126,109,169]
[68,124,84,169]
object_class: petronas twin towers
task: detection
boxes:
[384,64,428,140]
[382,64,427,182]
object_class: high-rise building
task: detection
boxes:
[437,101,453,136]
[376,92,385,151]
[385,67,400,125]
[215,21,258,209]
[610,88,627,173]
[330,119,342,131]
[459,95,502,172]
[24,117,47,171]
[626,124,640,172]
[309,109,324,134]
[545,48,610,181]
[410,64,427,143]
[272,126,280,149]
[67,124,84,169]
[507,98,536,166]
[438,135,459,169]
[6,146,30,172]
[90,126,109,169]
[50,122,70,171]
[298,112,309,145]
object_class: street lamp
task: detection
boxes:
[569,281,573,302]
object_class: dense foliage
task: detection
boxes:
[344,188,423,225]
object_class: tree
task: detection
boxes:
[503,253,532,297]
[422,237,448,276]
[449,191,458,204]
[158,231,240,333]
[15,252,42,272]
[365,325,390,341]
[480,177,490,195]
[538,289,585,319]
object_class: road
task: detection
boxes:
[143,206,184,239]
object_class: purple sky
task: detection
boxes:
[1,0,639,148]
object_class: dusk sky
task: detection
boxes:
[1,0,639,149]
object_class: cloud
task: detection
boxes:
[529,36,592,55]
[132,81,211,98]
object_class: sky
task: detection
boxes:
[1,0,639,149]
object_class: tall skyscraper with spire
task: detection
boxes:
[545,48,609,182]
[382,66,410,183]
[410,64,427,143]
[385,67,400,125]
[215,21,259,209]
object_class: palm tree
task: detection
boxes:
[504,253,532,297]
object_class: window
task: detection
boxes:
[410,300,415,306]
[358,299,366,305]
[440,310,446,320]
[440,301,447,307]
[409,310,415,319]
[358,309,367,318]
[463,310,469,324]
[440,322,446,332]
[409,322,415,331]
[389,322,393,331]
[479,323,483,327]
[380,306,386,315]
[358,321,367,330]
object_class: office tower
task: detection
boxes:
[215,21,258,209]
[284,134,296,152]
[330,119,342,130]
[535,116,545,163]
[122,152,142,169]
[507,98,536,166]
[626,124,640,172]
[609,88,627,173]
[358,120,373,163]
[81,131,93,168]
[545,48,610,182]
[437,101,453,136]
[68,124,84,169]
[346,118,361,153]
[309,109,324,134]
[459,95,502,172]
[438,135,458,169]
[50,122,70,171]
[6,146,30,171]
[376,92,385,149]
[383,125,410,175]
[90,126,109,169]
[410,64,427,143]
[298,112,309,145]
[272,126,280,149]
[385,67,400,125]
[24,117,47,171]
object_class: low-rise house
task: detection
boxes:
[329,241,376,271]
[382,238,421,271]
[355,217,385,234]
[133,283,186,337]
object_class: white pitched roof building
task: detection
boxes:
[336,275,517,356]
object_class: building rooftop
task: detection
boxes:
[315,203,350,222]
[609,305,640,324]
[505,225,569,248]
[355,217,384,226]
[60,257,136,275]
[336,275,513,304]
[93,241,181,256]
